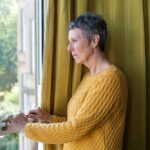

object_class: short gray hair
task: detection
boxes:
[68,12,107,52]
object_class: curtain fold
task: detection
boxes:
[41,0,150,150]
[143,0,150,149]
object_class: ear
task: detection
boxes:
[91,34,100,48]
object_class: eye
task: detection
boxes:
[72,39,77,42]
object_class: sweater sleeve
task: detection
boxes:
[24,72,124,144]
[51,115,66,123]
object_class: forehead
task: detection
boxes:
[68,28,86,40]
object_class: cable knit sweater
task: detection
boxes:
[24,65,128,150]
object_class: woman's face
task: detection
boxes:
[67,28,94,64]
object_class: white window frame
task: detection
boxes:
[35,0,47,104]
[35,0,47,149]
[21,9,26,52]
[31,19,36,74]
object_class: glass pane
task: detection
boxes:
[0,0,45,149]
[0,0,19,149]
[17,0,37,149]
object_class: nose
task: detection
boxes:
[67,43,73,52]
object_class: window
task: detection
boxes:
[0,0,47,149]
[17,0,47,149]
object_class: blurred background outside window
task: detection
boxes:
[0,0,47,149]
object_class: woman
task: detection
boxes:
[1,12,128,150]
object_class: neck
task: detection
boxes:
[84,49,111,76]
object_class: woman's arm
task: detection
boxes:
[50,115,66,123]
[24,72,127,144]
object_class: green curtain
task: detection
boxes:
[41,0,150,150]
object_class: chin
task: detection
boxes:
[75,60,80,64]
[75,60,83,64]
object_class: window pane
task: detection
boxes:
[0,0,46,149]
[0,0,19,149]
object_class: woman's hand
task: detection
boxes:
[28,107,51,123]
[6,112,28,132]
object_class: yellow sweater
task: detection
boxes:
[25,65,128,150]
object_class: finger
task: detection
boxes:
[7,115,15,123]
[28,118,34,122]
[28,118,38,123]
[7,114,13,120]
[16,112,26,118]
[28,108,40,115]
[28,111,37,115]
[19,112,25,116]
[28,114,38,120]
[7,117,17,124]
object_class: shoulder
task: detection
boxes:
[90,65,127,88]
[80,65,127,89]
